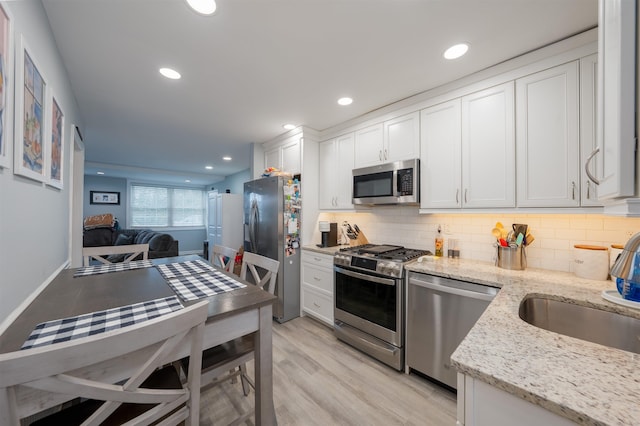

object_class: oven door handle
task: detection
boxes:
[334,266,396,286]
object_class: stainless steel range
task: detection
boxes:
[333,244,431,370]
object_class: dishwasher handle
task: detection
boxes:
[408,275,497,302]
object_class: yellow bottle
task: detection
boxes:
[435,228,444,257]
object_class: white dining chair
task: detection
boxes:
[82,243,149,266]
[0,300,209,426]
[211,244,237,274]
[185,252,279,423]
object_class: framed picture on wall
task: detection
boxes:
[46,92,64,189]
[0,4,14,169]
[90,191,120,205]
[14,33,48,182]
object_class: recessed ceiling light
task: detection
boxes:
[337,97,353,106]
[185,0,217,15]
[205,165,213,170]
[185,179,191,183]
[96,171,104,175]
[222,156,232,161]
[159,67,181,79]
[443,43,469,60]
[283,124,296,130]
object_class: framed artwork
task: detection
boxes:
[46,92,64,189]
[0,4,13,169]
[14,34,47,182]
[90,191,120,205]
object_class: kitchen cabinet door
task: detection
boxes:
[264,146,281,171]
[516,61,580,207]
[281,136,301,174]
[301,250,334,325]
[462,82,515,208]
[384,111,420,163]
[595,0,636,199]
[354,123,384,168]
[420,99,462,208]
[319,133,355,210]
[580,54,602,206]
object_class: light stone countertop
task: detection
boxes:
[302,244,350,256]
[406,257,640,426]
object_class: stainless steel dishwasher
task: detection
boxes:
[406,271,499,390]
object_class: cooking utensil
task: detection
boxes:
[515,233,524,246]
[491,228,502,240]
[499,238,509,247]
[524,233,535,246]
[513,223,528,237]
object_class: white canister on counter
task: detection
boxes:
[573,245,609,281]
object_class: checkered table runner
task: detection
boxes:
[74,259,154,277]
[21,296,183,350]
[166,271,246,301]
[155,259,217,280]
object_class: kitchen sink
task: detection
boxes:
[518,296,640,354]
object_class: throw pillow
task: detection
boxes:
[149,233,173,251]
[114,233,133,246]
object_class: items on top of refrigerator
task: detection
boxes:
[262,166,293,178]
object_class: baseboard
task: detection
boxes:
[0,260,69,336]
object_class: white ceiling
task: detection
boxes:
[41,0,598,186]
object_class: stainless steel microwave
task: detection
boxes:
[352,159,420,205]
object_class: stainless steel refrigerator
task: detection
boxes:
[244,176,301,323]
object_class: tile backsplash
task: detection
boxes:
[317,208,640,274]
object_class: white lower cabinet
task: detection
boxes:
[458,374,575,426]
[301,251,334,326]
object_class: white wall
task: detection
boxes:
[0,1,82,325]
[208,168,251,195]
[84,175,127,227]
[319,210,640,274]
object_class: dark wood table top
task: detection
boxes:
[0,255,276,354]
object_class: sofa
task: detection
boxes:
[83,227,179,262]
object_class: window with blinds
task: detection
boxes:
[130,185,205,227]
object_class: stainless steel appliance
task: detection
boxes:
[406,272,498,389]
[352,158,419,206]
[244,176,301,323]
[334,244,430,370]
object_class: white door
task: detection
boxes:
[281,136,301,174]
[335,133,355,208]
[420,99,462,209]
[580,54,602,206]
[354,123,384,168]
[462,82,515,208]
[384,111,420,163]
[516,61,580,207]
[318,138,336,209]
[207,192,219,256]
[264,146,281,171]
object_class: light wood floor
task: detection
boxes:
[199,315,457,425]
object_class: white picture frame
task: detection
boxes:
[14,33,48,182]
[0,3,14,169]
[46,90,64,189]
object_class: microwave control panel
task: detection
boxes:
[397,168,414,195]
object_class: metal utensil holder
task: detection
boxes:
[496,245,526,270]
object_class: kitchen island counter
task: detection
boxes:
[406,257,640,425]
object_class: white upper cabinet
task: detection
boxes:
[595,0,636,200]
[354,112,420,168]
[384,112,420,163]
[420,82,515,209]
[580,54,602,206]
[516,61,580,207]
[420,99,462,208]
[461,82,516,208]
[264,135,301,174]
[354,123,384,168]
[319,133,355,209]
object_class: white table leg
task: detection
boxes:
[254,304,276,426]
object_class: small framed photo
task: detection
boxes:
[0,4,14,169]
[14,34,48,182]
[90,191,120,205]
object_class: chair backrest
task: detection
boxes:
[240,252,280,295]
[82,243,149,266]
[212,245,237,273]
[0,300,208,426]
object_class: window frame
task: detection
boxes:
[127,181,206,230]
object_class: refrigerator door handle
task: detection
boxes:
[249,198,259,252]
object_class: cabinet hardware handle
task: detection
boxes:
[455,189,459,204]
[313,257,321,261]
[571,181,576,200]
[586,181,591,199]
[313,302,321,307]
[379,150,383,161]
[585,147,601,185]
[313,277,321,281]
[384,149,388,160]
[464,189,468,204]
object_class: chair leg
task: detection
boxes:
[229,368,238,384]
[239,364,251,396]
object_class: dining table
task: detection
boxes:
[0,255,277,425]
